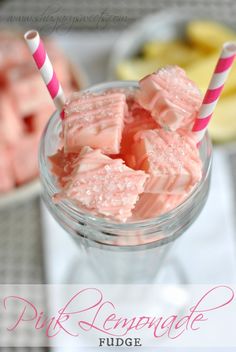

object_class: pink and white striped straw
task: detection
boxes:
[24,30,65,115]
[192,42,236,143]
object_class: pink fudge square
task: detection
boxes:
[120,100,159,168]
[132,193,187,220]
[63,92,127,154]
[121,100,159,155]
[138,66,202,131]
[6,63,53,117]
[0,144,15,193]
[11,133,40,185]
[32,104,54,134]
[57,147,148,222]
[132,129,202,194]
[0,93,23,145]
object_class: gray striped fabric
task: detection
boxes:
[0,0,235,31]
[0,199,47,347]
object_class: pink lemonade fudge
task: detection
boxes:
[138,66,202,131]
[0,144,14,193]
[32,104,55,134]
[11,134,40,185]
[6,63,54,117]
[63,92,127,154]
[0,93,23,145]
[0,33,81,194]
[54,147,148,222]
[120,101,159,169]
[120,100,159,155]
[50,65,203,222]
[132,129,202,194]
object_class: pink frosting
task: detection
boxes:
[138,66,202,131]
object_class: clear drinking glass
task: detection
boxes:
[39,81,212,284]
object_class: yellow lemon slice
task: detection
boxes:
[143,40,203,67]
[116,59,163,80]
[187,20,236,52]
[186,53,236,97]
[209,94,236,143]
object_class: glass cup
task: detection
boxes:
[39,81,212,284]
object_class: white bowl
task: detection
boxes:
[107,7,235,79]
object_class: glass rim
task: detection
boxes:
[39,80,213,230]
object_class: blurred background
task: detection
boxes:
[1,0,236,349]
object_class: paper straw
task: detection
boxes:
[24,30,65,116]
[192,42,236,143]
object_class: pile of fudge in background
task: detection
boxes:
[0,31,80,193]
